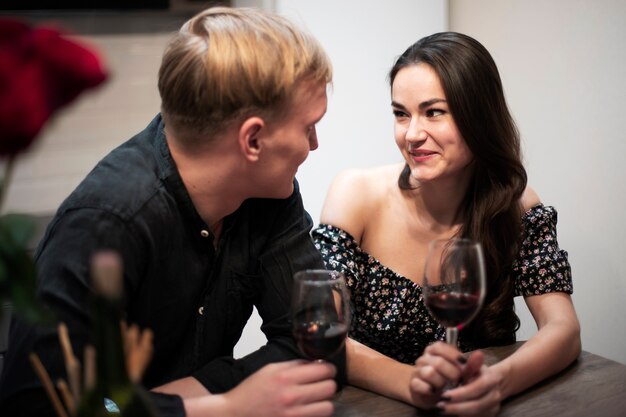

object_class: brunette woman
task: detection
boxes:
[313,32,580,416]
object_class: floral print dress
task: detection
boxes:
[312,204,573,364]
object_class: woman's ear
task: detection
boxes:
[238,116,265,162]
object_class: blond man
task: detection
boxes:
[0,7,339,417]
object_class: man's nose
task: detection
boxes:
[309,128,319,151]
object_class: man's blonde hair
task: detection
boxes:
[158,7,332,142]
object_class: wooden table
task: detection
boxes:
[332,342,626,417]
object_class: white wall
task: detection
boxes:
[276,0,448,226]
[234,0,448,357]
[450,0,626,365]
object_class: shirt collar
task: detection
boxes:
[152,114,219,246]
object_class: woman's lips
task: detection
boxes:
[410,149,437,162]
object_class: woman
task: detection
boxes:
[313,32,580,416]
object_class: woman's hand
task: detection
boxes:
[409,342,503,416]
[436,350,503,416]
[409,342,466,408]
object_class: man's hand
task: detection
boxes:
[222,360,337,417]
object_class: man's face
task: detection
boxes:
[252,79,328,198]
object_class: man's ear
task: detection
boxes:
[238,116,265,162]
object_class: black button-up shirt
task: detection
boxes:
[0,115,343,416]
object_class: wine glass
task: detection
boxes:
[292,269,350,361]
[423,238,486,347]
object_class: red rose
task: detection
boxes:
[0,19,107,156]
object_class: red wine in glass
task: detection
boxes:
[293,320,349,360]
[424,292,481,330]
[292,270,350,361]
[423,239,486,346]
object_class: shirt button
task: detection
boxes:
[198,306,204,315]
[200,229,209,238]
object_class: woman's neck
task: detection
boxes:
[406,175,471,235]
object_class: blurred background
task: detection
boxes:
[1,0,624,367]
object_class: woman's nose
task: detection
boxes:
[406,117,427,142]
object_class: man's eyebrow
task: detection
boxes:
[309,115,324,126]
[390,100,406,110]
[312,107,327,124]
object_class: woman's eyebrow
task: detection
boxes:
[390,98,447,110]
[418,98,447,110]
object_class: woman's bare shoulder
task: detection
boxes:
[521,185,542,212]
[328,163,402,195]
[319,163,403,240]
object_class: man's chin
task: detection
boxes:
[257,178,295,199]
[277,184,295,199]
[273,181,295,199]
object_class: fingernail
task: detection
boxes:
[440,395,451,402]
[435,404,446,412]
[457,355,467,364]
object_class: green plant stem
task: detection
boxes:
[0,155,16,214]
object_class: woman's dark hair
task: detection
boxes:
[390,32,527,347]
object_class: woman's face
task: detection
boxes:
[391,63,474,186]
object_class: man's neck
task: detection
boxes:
[166,131,247,227]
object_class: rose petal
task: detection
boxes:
[0,19,107,156]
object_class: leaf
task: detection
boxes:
[9,281,53,324]
[0,256,7,286]
[0,213,36,250]
[0,216,54,324]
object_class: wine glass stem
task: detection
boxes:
[446,327,458,346]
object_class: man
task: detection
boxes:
[0,7,341,417]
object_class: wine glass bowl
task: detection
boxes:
[292,270,350,361]
[423,239,486,346]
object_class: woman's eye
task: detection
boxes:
[392,110,407,118]
[426,108,445,117]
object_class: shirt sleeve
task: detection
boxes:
[191,181,346,393]
[0,209,185,417]
[512,204,574,297]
